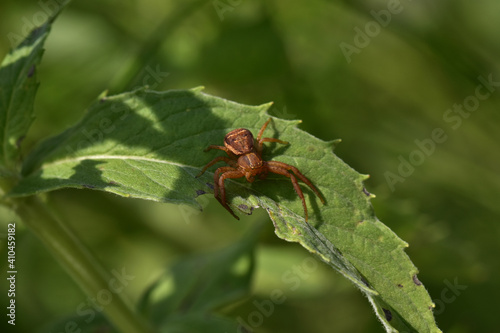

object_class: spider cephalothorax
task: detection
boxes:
[197,118,325,221]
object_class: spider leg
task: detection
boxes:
[267,165,310,222]
[255,118,289,154]
[257,137,289,154]
[204,145,231,154]
[214,167,244,220]
[214,166,235,198]
[196,156,235,178]
[267,160,325,204]
[259,138,289,145]
[256,118,272,141]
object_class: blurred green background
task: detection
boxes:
[1,0,499,332]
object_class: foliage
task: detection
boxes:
[1,5,440,332]
[2,1,499,333]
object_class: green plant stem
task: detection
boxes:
[0,169,18,196]
[16,196,154,333]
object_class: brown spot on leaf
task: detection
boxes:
[382,308,392,321]
[362,187,371,196]
[27,65,35,78]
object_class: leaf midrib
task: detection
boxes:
[35,154,197,170]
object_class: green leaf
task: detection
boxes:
[138,225,257,331]
[0,2,67,172]
[10,88,440,332]
[10,88,271,207]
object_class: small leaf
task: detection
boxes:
[0,2,67,171]
[10,88,440,332]
[138,225,256,325]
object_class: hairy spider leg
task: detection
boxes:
[204,144,231,153]
[267,164,310,222]
[196,156,235,178]
[267,161,325,222]
[255,118,289,154]
[267,161,325,204]
[256,118,272,140]
[257,138,289,154]
[214,166,244,220]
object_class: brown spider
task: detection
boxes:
[196,118,325,222]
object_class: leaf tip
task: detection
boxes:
[191,86,205,93]
[260,101,274,113]
[97,90,109,101]
[326,139,341,150]
[288,119,303,127]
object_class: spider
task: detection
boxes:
[196,118,325,222]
